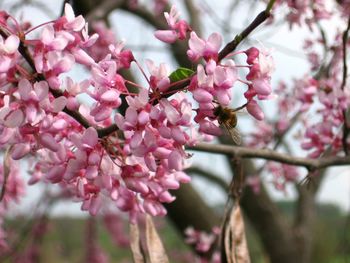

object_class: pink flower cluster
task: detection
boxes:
[275,0,332,29]
[154,7,274,132]
[299,33,350,157]
[267,162,300,191]
[0,3,274,221]
[182,34,274,136]
[184,226,221,263]
[154,6,191,44]
[244,47,275,120]
[247,121,274,148]
[246,38,348,158]
[0,160,25,252]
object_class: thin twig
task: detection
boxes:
[218,10,271,61]
[273,112,302,150]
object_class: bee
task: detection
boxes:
[214,106,242,145]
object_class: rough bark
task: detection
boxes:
[292,170,324,263]
[234,159,298,263]
[165,183,221,234]
[293,184,315,263]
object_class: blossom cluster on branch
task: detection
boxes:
[0,2,274,238]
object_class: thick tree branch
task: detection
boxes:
[188,143,350,170]
[164,183,221,233]
[219,138,297,263]
[71,0,94,16]
[184,0,201,35]
[186,166,229,192]
[240,178,297,263]
[85,0,124,23]
[120,1,166,30]
[293,178,318,263]
[292,162,327,262]
[341,16,350,155]
[217,131,298,263]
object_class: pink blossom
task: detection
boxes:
[146,60,170,92]
[85,22,116,61]
[0,35,19,72]
[294,77,318,111]
[63,3,85,31]
[187,32,222,62]
[109,42,134,69]
[267,162,300,190]
[11,143,31,160]
[154,6,191,43]
[246,99,264,120]
[245,47,274,99]
[154,30,178,44]
[0,108,24,128]
[0,34,19,54]
[184,226,220,254]
[41,25,71,50]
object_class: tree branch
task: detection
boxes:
[273,112,302,150]
[240,176,297,263]
[292,176,318,263]
[184,0,201,35]
[341,16,350,155]
[217,9,271,61]
[85,0,124,23]
[186,166,229,192]
[221,140,298,263]
[188,143,350,170]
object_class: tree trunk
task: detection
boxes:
[165,183,221,234]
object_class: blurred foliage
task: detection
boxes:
[2,201,350,262]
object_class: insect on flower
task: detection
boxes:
[214,105,242,145]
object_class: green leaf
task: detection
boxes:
[169,67,194,83]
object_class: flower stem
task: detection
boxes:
[266,0,276,14]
